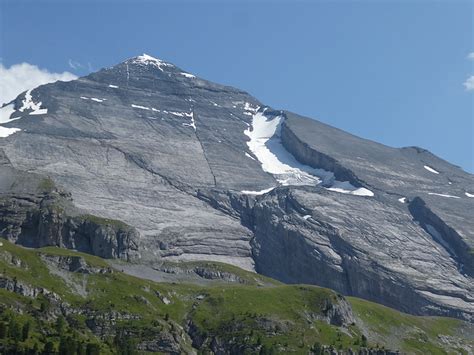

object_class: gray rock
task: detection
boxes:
[40,254,112,274]
[0,156,139,260]
[0,54,473,320]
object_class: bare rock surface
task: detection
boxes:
[0,54,473,320]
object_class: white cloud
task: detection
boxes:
[68,59,84,70]
[463,75,474,91]
[463,52,474,91]
[0,63,77,105]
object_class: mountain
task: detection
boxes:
[0,54,473,325]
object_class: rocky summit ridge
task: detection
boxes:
[0,54,473,322]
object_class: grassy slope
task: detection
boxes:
[350,298,472,354]
[0,240,472,354]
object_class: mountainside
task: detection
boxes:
[1,240,473,354]
[0,54,473,323]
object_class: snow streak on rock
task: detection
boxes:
[182,111,196,131]
[81,96,106,103]
[180,72,195,78]
[428,192,461,199]
[241,187,275,195]
[424,165,440,174]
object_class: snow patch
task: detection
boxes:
[182,111,196,131]
[302,215,311,220]
[241,187,275,195]
[244,111,374,197]
[0,126,21,138]
[0,104,18,124]
[424,165,439,174]
[132,53,174,72]
[0,102,27,138]
[19,89,48,115]
[465,192,474,198]
[244,102,259,113]
[131,104,150,110]
[428,192,460,199]
[398,197,407,203]
[327,181,374,197]
[170,111,192,118]
[244,112,323,186]
[245,152,256,161]
[108,84,119,88]
[29,109,48,115]
[90,98,106,103]
[81,96,106,103]
[180,72,195,78]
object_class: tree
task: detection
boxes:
[0,322,6,339]
[311,342,322,355]
[361,334,368,347]
[39,299,50,313]
[59,336,77,355]
[55,316,66,335]
[262,344,277,355]
[22,321,31,341]
[86,343,101,355]
[77,341,86,355]
[44,340,55,354]
[8,319,22,342]
[32,342,40,354]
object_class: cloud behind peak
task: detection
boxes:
[0,62,77,105]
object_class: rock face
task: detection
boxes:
[0,54,473,320]
[0,150,139,260]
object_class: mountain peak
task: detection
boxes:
[126,53,175,72]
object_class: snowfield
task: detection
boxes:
[243,110,374,197]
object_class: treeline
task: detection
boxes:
[0,308,138,355]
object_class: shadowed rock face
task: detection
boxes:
[0,54,473,320]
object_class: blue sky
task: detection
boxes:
[1,0,473,172]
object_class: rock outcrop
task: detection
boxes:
[0,154,139,260]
